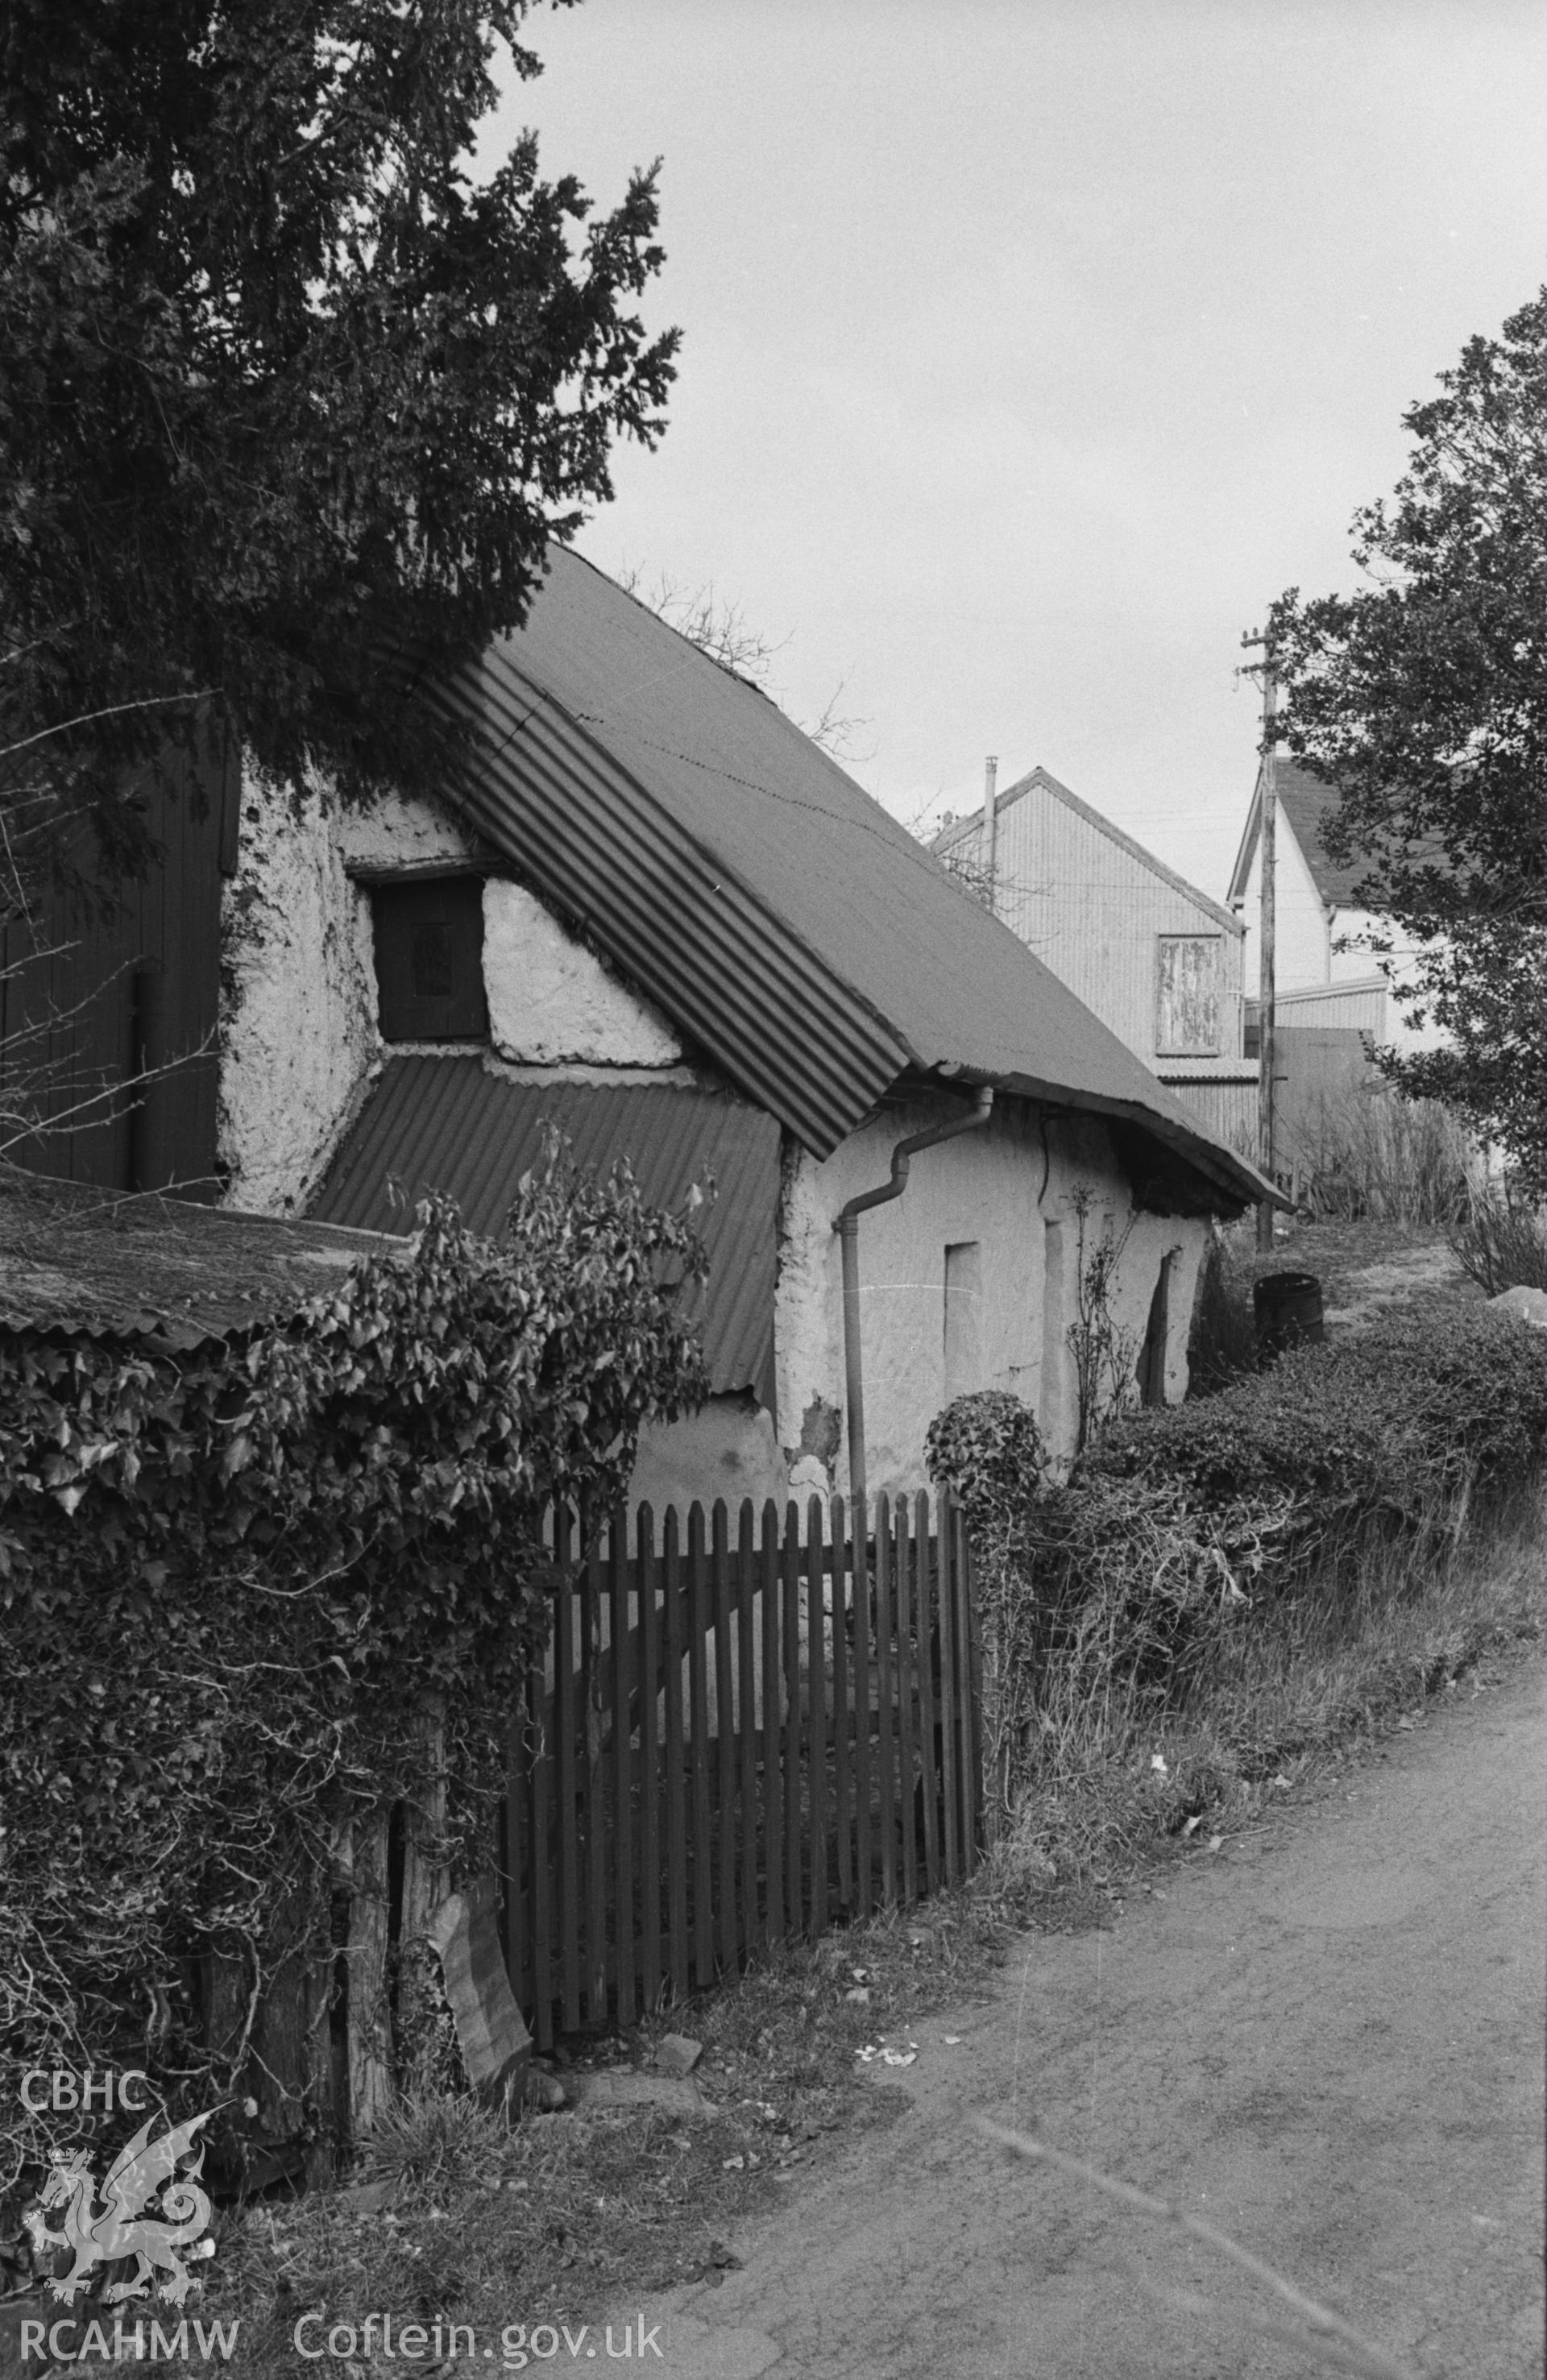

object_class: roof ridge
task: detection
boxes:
[938,765,1240,932]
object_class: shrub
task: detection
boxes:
[924,1391,1049,1540]
[1447,1186,1547,1296]
[0,1144,708,2182]
[926,1394,1051,1818]
[1093,1304,1547,1545]
[931,1306,1547,1827]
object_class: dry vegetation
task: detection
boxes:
[988,1479,1547,1905]
[186,1905,1014,2376]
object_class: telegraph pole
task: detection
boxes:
[981,754,998,917]
[1241,631,1279,1251]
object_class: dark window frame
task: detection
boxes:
[371,874,489,1044]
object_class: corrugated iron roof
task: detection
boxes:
[0,1164,393,1347]
[937,765,1243,935]
[420,546,1263,1209]
[313,1059,779,1404]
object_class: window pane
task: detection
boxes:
[1156,936,1220,1055]
[411,922,454,999]
[373,877,488,1042]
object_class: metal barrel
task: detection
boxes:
[1253,1270,1325,1356]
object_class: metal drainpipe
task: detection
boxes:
[832,1084,995,1527]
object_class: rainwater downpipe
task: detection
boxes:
[832,1083,995,1529]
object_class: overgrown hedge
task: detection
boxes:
[928,1307,1547,1814]
[0,1148,707,2186]
[1092,1304,1547,1543]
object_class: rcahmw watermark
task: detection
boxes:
[19,2316,238,2361]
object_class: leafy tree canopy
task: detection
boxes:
[1271,289,1547,1172]
[0,0,677,891]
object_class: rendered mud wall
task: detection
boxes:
[774,1093,1207,1501]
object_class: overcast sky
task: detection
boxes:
[488,1,1547,903]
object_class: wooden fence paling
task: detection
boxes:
[528,1665,554,2050]
[257,1494,983,2155]
[830,1494,852,1914]
[853,1502,873,1919]
[952,1506,981,1868]
[761,1500,784,1947]
[807,1495,828,1934]
[875,1495,896,1906]
[663,1507,688,2009]
[610,1517,635,2027]
[737,1502,759,1957]
[914,1493,942,1897]
[638,1507,662,2017]
[712,1502,737,1977]
[346,1808,392,2132]
[782,1500,803,1933]
[584,1545,608,2025]
[555,1514,580,2031]
[895,1499,918,1907]
[503,1714,525,2018]
[937,1507,962,1886]
[491,1491,977,2052]
[688,1504,714,1986]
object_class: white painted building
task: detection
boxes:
[218,550,1264,1515]
[1227,759,1444,1056]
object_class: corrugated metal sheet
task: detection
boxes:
[1275,976,1387,1032]
[313,1059,780,1404]
[418,546,1264,1210]
[939,765,1242,932]
[936,768,1247,1068]
[0,1164,389,1346]
[1156,1069,1259,1158]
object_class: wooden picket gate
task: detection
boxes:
[500,1493,981,2048]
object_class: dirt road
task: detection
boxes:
[617,1656,1545,2379]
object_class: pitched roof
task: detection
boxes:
[1227,760,1366,910]
[935,765,1242,935]
[0,1164,391,1348]
[313,1059,778,1404]
[417,545,1263,1209]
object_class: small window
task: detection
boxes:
[1156,935,1221,1056]
[373,877,488,1043]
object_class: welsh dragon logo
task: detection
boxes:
[24,2109,218,2306]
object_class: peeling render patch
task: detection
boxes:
[774,1133,842,1478]
[336,786,478,872]
[629,1394,788,1520]
[218,768,379,1214]
[483,879,683,1066]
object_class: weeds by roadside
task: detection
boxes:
[175,1900,1013,2377]
[1447,1183,1547,1296]
[1279,1080,1472,1225]
[988,1479,1547,1901]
